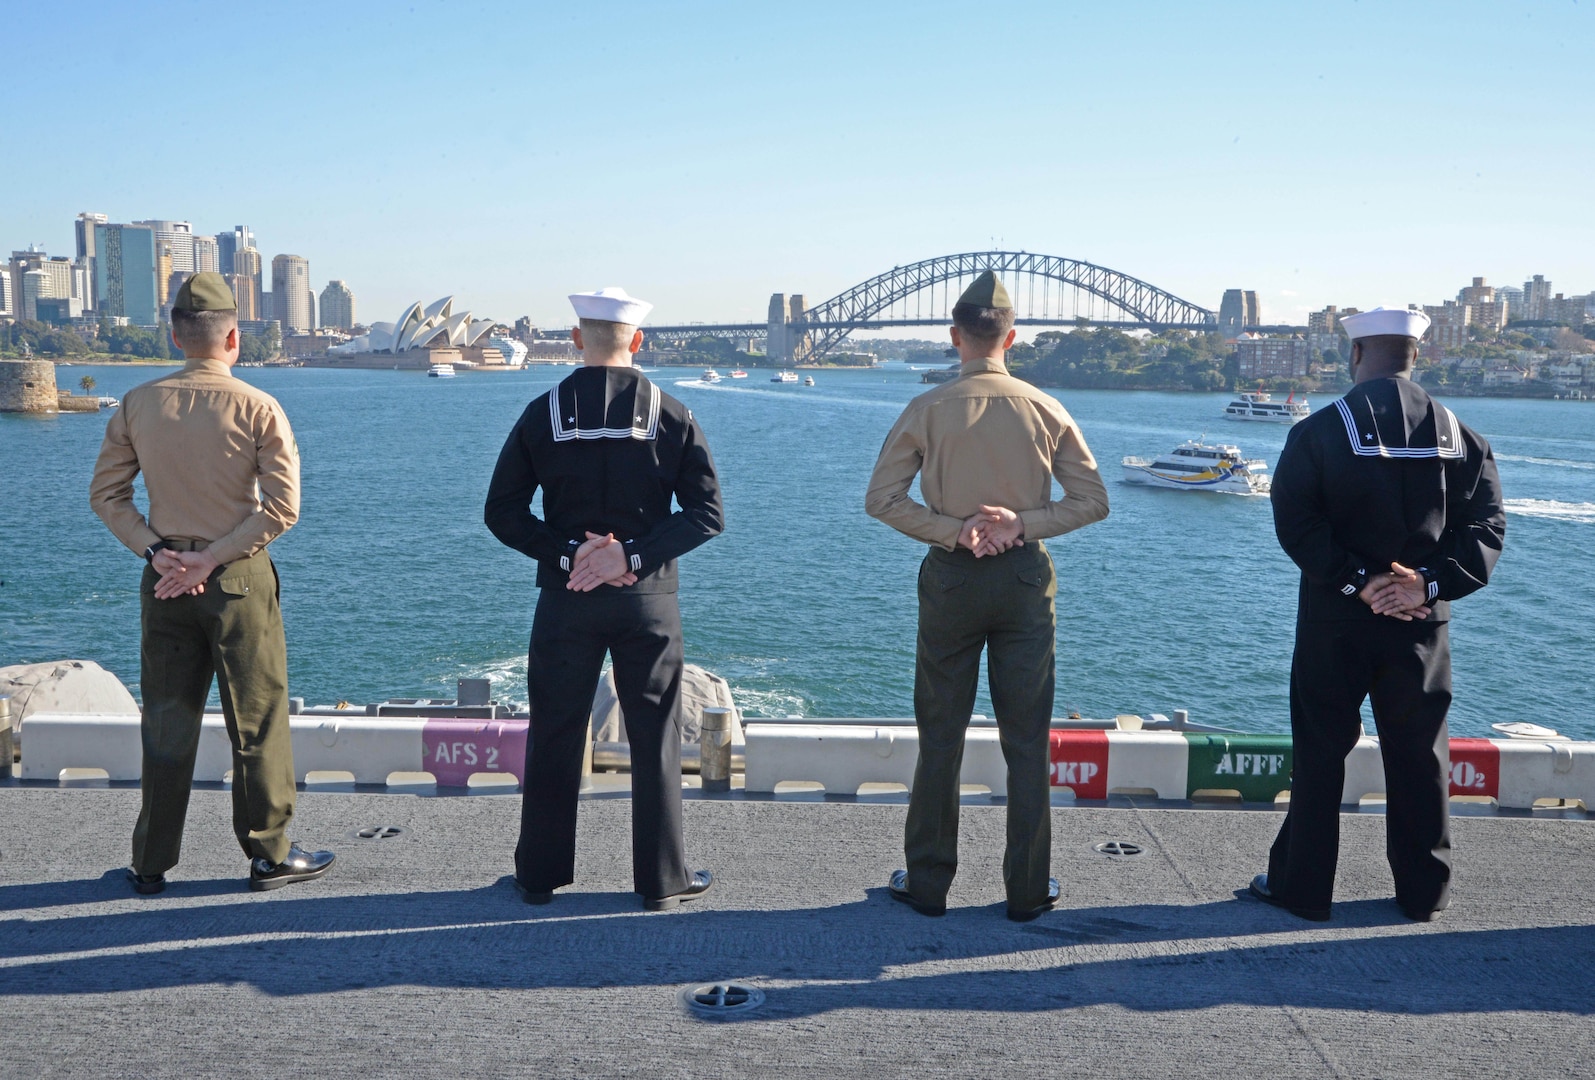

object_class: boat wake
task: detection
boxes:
[1496,454,1595,472]
[1504,498,1595,524]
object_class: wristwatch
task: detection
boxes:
[144,541,169,564]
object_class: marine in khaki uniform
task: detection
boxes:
[90,271,333,895]
[866,271,1109,921]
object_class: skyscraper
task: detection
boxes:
[215,225,254,285]
[134,220,196,274]
[231,247,263,321]
[93,223,160,326]
[192,235,219,273]
[319,279,356,330]
[75,212,107,311]
[270,254,311,333]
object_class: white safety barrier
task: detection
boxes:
[743,724,1012,796]
[1104,732,1189,800]
[1495,739,1595,809]
[23,712,439,786]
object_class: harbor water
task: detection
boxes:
[2,363,1591,737]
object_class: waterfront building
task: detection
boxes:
[270,254,311,333]
[191,234,219,274]
[134,220,195,275]
[0,268,11,317]
[1544,293,1593,325]
[74,212,107,310]
[1235,333,1311,379]
[1219,289,1261,335]
[1523,274,1553,321]
[323,296,501,368]
[1422,300,1472,350]
[92,223,160,326]
[319,279,356,330]
[231,247,263,321]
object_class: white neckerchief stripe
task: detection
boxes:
[1335,396,1464,460]
[550,380,661,442]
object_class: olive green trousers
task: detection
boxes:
[134,550,295,874]
[905,543,1057,909]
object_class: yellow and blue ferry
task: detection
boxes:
[1122,439,1271,495]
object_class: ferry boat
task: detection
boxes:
[728,369,748,379]
[427,363,456,378]
[803,375,816,386]
[701,369,722,383]
[1223,390,1308,423]
[771,370,799,383]
[1122,440,1270,495]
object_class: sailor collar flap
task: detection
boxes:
[1333,384,1463,460]
[550,368,661,442]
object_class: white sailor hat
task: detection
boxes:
[568,286,653,325]
[1340,306,1431,341]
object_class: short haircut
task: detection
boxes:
[951,302,1016,348]
[170,308,237,353]
[578,318,638,353]
[1354,334,1418,367]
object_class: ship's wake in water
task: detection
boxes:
[1495,453,1595,471]
[1504,498,1595,524]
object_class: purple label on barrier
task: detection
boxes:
[421,719,527,787]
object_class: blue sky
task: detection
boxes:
[7,0,1592,331]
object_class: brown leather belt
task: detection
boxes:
[162,538,211,552]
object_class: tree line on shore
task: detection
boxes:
[0,319,281,364]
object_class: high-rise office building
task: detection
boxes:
[0,269,11,317]
[270,254,311,333]
[215,226,254,285]
[231,247,263,321]
[93,223,160,326]
[134,220,195,275]
[192,234,219,273]
[7,248,72,323]
[75,212,107,311]
[319,279,356,330]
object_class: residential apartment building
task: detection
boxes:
[319,279,356,330]
[1235,333,1312,379]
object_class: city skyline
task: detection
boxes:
[5,1,1593,329]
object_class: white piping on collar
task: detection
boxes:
[550,379,661,442]
[1334,395,1464,459]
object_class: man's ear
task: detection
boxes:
[950,326,962,348]
[227,325,239,351]
[1002,328,1017,351]
[572,327,584,351]
[629,329,643,355]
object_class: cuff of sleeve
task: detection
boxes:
[129,527,164,558]
[1017,509,1050,541]
[623,540,644,575]
[205,541,245,566]
[1418,566,1440,603]
[933,516,965,552]
[1337,565,1369,597]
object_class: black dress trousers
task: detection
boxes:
[1266,617,1454,915]
[516,586,689,901]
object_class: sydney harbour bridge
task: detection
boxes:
[643,250,1252,364]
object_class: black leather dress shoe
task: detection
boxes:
[512,878,553,905]
[127,869,166,896]
[1398,901,1445,922]
[1249,873,1330,922]
[1006,877,1061,923]
[249,845,335,892]
[644,869,713,912]
[888,869,946,917]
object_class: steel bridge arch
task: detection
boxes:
[795,251,1215,361]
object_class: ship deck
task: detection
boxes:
[2,784,1592,1078]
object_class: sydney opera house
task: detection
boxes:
[312,296,523,369]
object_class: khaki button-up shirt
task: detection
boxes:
[89,358,300,566]
[865,357,1109,550]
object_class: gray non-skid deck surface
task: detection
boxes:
[2,788,1592,1079]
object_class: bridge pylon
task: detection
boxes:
[766,293,812,365]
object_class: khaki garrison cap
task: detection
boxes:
[172,271,237,313]
[957,270,1013,310]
